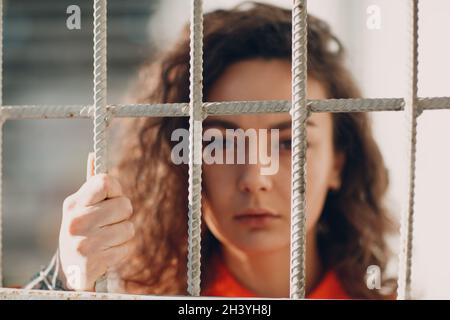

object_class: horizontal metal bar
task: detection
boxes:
[418,97,450,111]
[0,104,190,119]
[205,98,406,114]
[112,103,189,117]
[0,288,155,300]
[0,97,448,120]
[0,288,267,300]
[309,98,405,112]
[205,100,290,114]
[1,105,92,119]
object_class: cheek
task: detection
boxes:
[201,164,235,217]
[253,147,331,232]
[305,147,334,229]
[276,155,293,195]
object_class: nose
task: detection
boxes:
[238,163,273,193]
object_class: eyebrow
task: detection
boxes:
[202,118,317,130]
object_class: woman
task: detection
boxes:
[27,2,397,299]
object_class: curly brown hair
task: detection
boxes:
[110,2,397,299]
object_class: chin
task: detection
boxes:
[231,236,290,255]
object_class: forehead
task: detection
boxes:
[205,58,330,130]
[206,58,328,102]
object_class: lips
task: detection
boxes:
[233,208,281,228]
[234,207,281,219]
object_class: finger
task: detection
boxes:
[76,174,123,207]
[93,221,135,251]
[86,152,95,181]
[102,239,135,267]
[75,221,134,256]
[69,197,133,236]
[94,197,133,228]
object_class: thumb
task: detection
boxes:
[86,152,95,181]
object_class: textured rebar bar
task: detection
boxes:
[0,288,181,300]
[290,0,308,300]
[93,0,108,175]
[186,0,203,297]
[93,0,109,293]
[397,0,420,300]
[4,97,450,120]
[207,99,403,114]
[308,98,405,112]
[0,0,3,288]
[0,98,408,120]
[418,97,450,111]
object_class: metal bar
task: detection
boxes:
[397,0,420,301]
[0,97,422,120]
[204,98,405,114]
[0,288,189,300]
[0,287,268,300]
[0,0,3,288]
[418,97,450,111]
[0,104,189,119]
[290,0,308,300]
[309,98,405,112]
[93,0,109,293]
[186,0,203,297]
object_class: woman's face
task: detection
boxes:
[202,59,344,254]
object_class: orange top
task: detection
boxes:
[202,252,350,299]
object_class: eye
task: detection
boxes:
[223,138,234,149]
[279,139,310,151]
[210,136,233,149]
[280,139,292,150]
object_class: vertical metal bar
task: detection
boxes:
[397,0,420,300]
[93,0,109,293]
[187,0,204,296]
[0,0,3,288]
[290,0,308,299]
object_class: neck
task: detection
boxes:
[221,229,323,298]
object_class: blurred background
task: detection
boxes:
[2,0,450,298]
